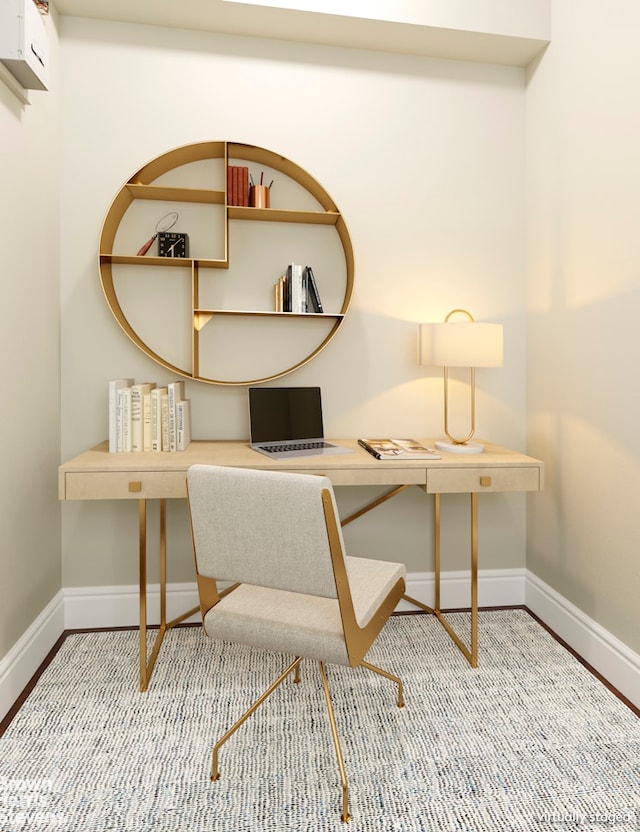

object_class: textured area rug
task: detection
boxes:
[1,611,639,831]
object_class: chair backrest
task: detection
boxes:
[186,464,347,599]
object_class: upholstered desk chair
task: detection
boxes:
[186,464,406,823]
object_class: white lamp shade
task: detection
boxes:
[419,321,503,368]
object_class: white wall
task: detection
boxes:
[0,11,61,656]
[59,18,528,589]
[526,0,640,652]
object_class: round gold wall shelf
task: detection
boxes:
[99,141,354,385]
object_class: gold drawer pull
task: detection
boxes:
[479,476,492,487]
[128,481,142,493]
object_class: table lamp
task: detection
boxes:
[418,309,503,454]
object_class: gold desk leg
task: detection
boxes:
[160,498,166,626]
[139,499,148,691]
[138,498,199,692]
[435,492,441,612]
[431,492,479,668]
[338,482,480,667]
[402,487,436,615]
[471,492,478,663]
[338,483,437,617]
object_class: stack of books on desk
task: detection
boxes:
[108,378,191,453]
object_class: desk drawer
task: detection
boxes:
[427,466,540,494]
[63,471,188,500]
[279,467,426,487]
[308,469,426,487]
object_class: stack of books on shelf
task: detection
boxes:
[108,378,191,453]
[227,165,249,206]
[274,263,323,313]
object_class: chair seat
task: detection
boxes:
[204,556,405,666]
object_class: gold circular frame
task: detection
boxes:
[99,141,354,385]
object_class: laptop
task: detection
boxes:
[248,386,352,460]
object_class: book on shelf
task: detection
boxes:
[304,265,323,313]
[130,383,155,452]
[117,387,132,452]
[143,388,154,452]
[168,380,185,452]
[283,269,291,312]
[227,165,249,206]
[357,438,441,460]
[151,386,168,451]
[161,391,170,452]
[278,264,323,313]
[241,166,249,206]
[293,262,304,313]
[274,275,285,312]
[176,399,191,451]
[285,262,306,313]
[108,378,133,452]
[233,166,239,206]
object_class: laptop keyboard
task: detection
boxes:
[260,441,333,453]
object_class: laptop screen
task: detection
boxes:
[249,387,324,444]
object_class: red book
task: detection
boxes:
[232,166,239,206]
[226,165,233,206]
[241,166,249,206]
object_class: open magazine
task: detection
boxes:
[358,438,441,460]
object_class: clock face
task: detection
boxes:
[158,232,189,258]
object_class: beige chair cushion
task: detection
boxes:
[204,556,405,667]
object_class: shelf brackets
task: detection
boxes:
[194,312,215,331]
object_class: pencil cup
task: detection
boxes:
[249,185,270,208]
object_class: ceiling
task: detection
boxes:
[52,0,548,67]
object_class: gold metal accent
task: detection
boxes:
[401,593,435,615]
[210,656,303,782]
[318,661,351,823]
[99,141,355,386]
[339,484,411,527]
[209,657,358,822]
[431,493,479,668]
[193,311,213,332]
[336,480,481,668]
[442,309,476,446]
[128,481,142,492]
[361,660,404,708]
[138,498,199,691]
[322,488,406,667]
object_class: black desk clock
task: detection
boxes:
[158,231,189,257]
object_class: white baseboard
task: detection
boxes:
[525,571,640,709]
[63,583,202,629]
[3,570,639,723]
[62,569,527,627]
[399,568,526,612]
[0,591,65,723]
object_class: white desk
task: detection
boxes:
[59,439,543,689]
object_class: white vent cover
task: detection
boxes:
[0,0,49,91]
